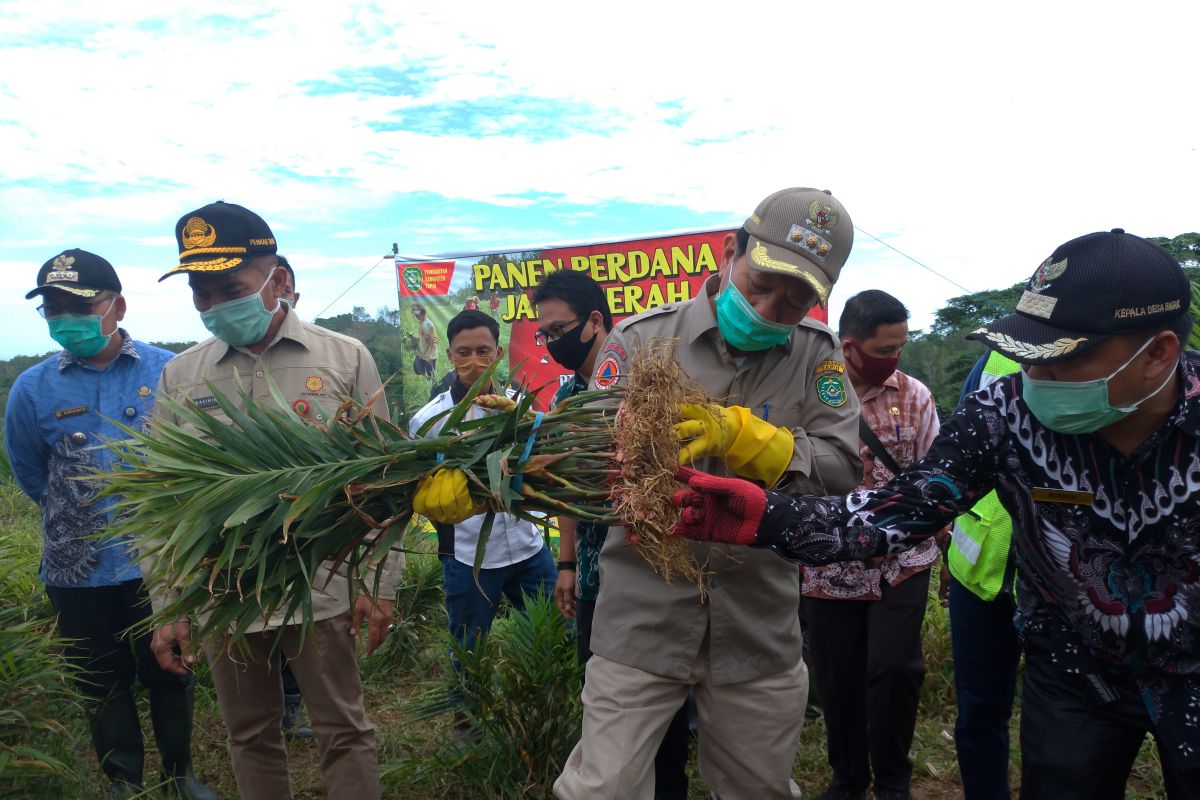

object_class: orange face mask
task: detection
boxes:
[452,353,495,389]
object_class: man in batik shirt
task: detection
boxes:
[672,229,1200,800]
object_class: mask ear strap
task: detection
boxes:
[1111,335,1159,378]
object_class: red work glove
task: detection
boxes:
[671,467,766,547]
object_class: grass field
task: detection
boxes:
[0,478,1170,799]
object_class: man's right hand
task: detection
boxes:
[413,468,485,525]
[555,569,577,619]
[151,620,195,676]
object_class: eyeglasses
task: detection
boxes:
[36,294,113,319]
[534,316,585,346]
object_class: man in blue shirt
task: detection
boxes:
[4,250,215,800]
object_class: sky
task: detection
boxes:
[1,1,1197,359]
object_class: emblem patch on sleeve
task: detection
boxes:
[594,357,621,389]
[603,342,628,360]
[816,374,848,407]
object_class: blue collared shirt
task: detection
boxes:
[4,333,175,587]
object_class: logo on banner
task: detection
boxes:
[397,260,455,296]
[403,266,423,293]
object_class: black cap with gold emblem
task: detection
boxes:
[968,229,1190,365]
[160,201,277,281]
[26,249,122,299]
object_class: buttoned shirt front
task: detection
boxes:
[149,308,403,631]
[802,369,941,600]
[5,333,174,587]
[589,276,862,685]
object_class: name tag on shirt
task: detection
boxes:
[1032,488,1095,505]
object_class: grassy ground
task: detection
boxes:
[0,480,1171,799]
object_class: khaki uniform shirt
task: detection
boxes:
[590,276,861,684]
[148,308,404,632]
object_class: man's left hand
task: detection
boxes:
[351,595,397,655]
[675,404,794,486]
[675,403,740,463]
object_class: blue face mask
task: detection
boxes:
[200,269,280,346]
[47,297,116,357]
[714,264,795,352]
[1020,336,1174,434]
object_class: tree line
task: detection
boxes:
[1,233,1196,425]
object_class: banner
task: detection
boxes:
[394,229,829,413]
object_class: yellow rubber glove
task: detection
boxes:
[723,406,794,487]
[413,468,485,525]
[675,403,794,487]
[674,403,740,463]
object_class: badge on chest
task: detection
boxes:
[1032,487,1095,505]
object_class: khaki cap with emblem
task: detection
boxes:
[742,187,854,308]
[26,249,122,299]
[160,200,278,281]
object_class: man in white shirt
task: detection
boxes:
[409,310,557,727]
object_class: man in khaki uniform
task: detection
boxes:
[147,201,402,800]
[556,188,863,799]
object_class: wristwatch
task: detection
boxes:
[557,560,577,571]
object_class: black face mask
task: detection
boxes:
[546,318,597,373]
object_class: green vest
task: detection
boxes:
[947,351,1020,601]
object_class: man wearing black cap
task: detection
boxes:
[670,229,1200,798]
[4,251,215,799]
[146,201,402,800]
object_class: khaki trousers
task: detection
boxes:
[204,613,379,800]
[554,652,807,800]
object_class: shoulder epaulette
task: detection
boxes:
[615,302,682,332]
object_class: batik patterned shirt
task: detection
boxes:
[552,373,606,602]
[802,370,941,600]
[753,352,1200,766]
[4,333,174,587]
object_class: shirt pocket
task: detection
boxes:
[882,424,918,469]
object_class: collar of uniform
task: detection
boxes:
[215,306,310,363]
[680,275,721,345]
[1170,352,1200,438]
[57,329,139,371]
[858,370,902,404]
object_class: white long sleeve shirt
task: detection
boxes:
[409,387,546,569]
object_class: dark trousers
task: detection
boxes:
[948,577,1020,800]
[280,655,301,696]
[1020,633,1200,800]
[45,579,194,785]
[577,598,691,800]
[802,569,931,793]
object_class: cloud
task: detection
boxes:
[0,0,1197,359]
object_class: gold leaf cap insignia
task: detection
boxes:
[182,217,217,249]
